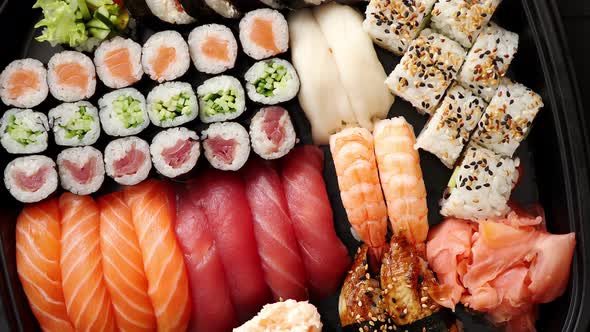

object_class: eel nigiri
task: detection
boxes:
[59,193,116,332]
[188,170,271,321]
[242,159,308,301]
[16,199,74,332]
[330,127,388,253]
[373,118,429,244]
[98,192,157,331]
[124,180,191,332]
[280,146,351,298]
[176,190,237,332]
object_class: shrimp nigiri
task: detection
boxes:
[373,117,428,244]
[330,127,388,252]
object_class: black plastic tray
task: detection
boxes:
[0,0,588,331]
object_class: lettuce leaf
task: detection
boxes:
[33,0,88,48]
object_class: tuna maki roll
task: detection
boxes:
[147,81,198,127]
[188,24,238,75]
[0,59,48,108]
[239,8,289,60]
[48,102,101,146]
[142,30,191,83]
[0,109,49,155]
[244,58,300,105]
[202,122,250,171]
[250,106,296,160]
[197,75,246,123]
[99,88,149,137]
[47,51,96,102]
[104,136,152,186]
[150,127,200,178]
[57,147,105,195]
[4,155,58,203]
[94,37,143,89]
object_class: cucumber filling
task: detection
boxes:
[202,90,238,117]
[113,95,144,128]
[59,106,94,140]
[6,115,42,146]
[253,62,291,97]
[154,92,193,122]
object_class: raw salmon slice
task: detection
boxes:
[124,180,191,332]
[151,47,176,79]
[55,63,88,90]
[8,69,40,98]
[105,48,135,84]
[251,18,279,53]
[98,192,157,332]
[16,199,74,332]
[201,35,230,61]
[59,193,116,332]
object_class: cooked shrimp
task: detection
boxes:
[330,127,388,250]
[373,117,429,244]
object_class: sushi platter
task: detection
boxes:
[0,0,588,331]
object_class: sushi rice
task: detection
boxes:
[99,88,149,137]
[48,101,101,146]
[57,146,105,195]
[197,75,246,123]
[104,136,152,186]
[4,155,58,203]
[0,59,48,108]
[145,0,195,24]
[250,106,296,160]
[188,24,238,75]
[150,127,200,178]
[142,30,191,83]
[47,51,96,102]
[147,81,198,127]
[0,109,49,155]
[202,122,250,171]
[94,37,143,89]
[244,58,300,105]
[239,8,289,60]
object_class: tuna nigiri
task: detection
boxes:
[280,146,351,298]
[329,127,388,253]
[16,199,74,332]
[98,192,157,331]
[59,193,116,332]
[124,180,191,332]
[373,117,429,244]
[242,159,308,301]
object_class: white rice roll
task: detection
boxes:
[47,51,96,102]
[99,88,149,137]
[150,127,200,178]
[0,109,49,154]
[48,101,100,146]
[0,59,48,108]
[202,122,250,171]
[94,37,143,89]
[145,0,195,24]
[250,106,296,160]
[142,30,191,83]
[188,24,238,74]
[4,155,57,203]
[104,136,152,186]
[244,58,300,105]
[57,147,105,195]
[197,75,246,123]
[147,81,198,127]
[239,9,289,60]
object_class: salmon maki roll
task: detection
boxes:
[4,155,58,203]
[95,37,143,89]
[16,199,74,332]
[239,9,289,60]
[47,51,96,102]
[188,24,238,74]
[142,30,190,83]
[0,59,48,108]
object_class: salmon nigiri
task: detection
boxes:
[124,180,191,332]
[59,193,116,332]
[98,192,157,331]
[330,127,388,252]
[373,117,429,244]
[16,199,74,332]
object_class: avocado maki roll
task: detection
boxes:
[49,102,101,147]
[245,58,300,105]
[99,88,149,137]
[147,81,198,127]
[0,109,49,154]
[197,75,246,123]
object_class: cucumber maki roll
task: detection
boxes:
[244,58,300,105]
[197,75,246,123]
[99,88,149,137]
[49,102,101,147]
[0,109,49,154]
[147,81,198,127]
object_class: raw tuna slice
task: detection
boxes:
[162,139,193,168]
[63,158,97,184]
[280,146,351,298]
[114,145,146,177]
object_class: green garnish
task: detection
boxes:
[113,95,144,128]
[253,61,291,97]
[6,115,42,146]
[447,166,461,192]
[59,106,94,140]
[154,93,193,122]
[202,90,238,117]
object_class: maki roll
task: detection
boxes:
[47,51,96,102]
[48,102,101,147]
[144,0,196,24]
[458,23,519,101]
[147,81,198,127]
[99,88,149,137]
[197,76,246,123]
[363,0,437,55]
[142,30,191,83]
[239,9,289,60]
[0,59,48,108]
[440,145,519,220]
[104,136,152,186]
[150,127,200,178]
[0,109,49,154]
[244,58,300,105]
[415,83,487,168]
[250,106,296,160]
[4,155,58,203]
[188,24,238,75]
[385,29,466,115]
[57,147,105,195]
[94,37,143,89]
[181,0,241,19]
[470,79,543,157]
[202,122,250,171]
